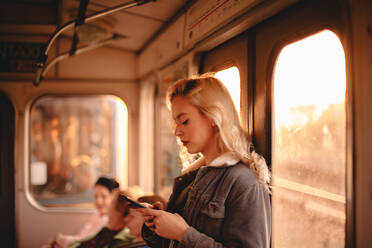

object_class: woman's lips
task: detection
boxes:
[182,141,189,146]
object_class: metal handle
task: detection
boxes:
[33,0,156,86]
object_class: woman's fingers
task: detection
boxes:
[153,201,164,210]
[139,202,153,208]
[144,215,154,223]
[137,207,161,216]
[144,215,156,231]
[139,208,189,241]
[142,211,189,241]
[139,208,162,233]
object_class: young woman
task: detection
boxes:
[139,74,271,247]
[54,176,120,248]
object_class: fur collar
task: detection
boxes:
[182,152,239,174]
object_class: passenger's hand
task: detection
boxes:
[138,208,189,241]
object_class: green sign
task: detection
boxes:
[0,42,45,73]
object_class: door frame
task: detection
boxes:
[0,92,16,247]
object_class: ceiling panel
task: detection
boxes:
[90,0,187,22]
[59,0,188,51]
[0,0,189,52]
[109,11,164,51]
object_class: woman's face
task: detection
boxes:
[94,184,113,215]
[171,96,216,158]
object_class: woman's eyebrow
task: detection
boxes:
[176,113,187,120]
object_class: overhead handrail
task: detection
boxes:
[41,34,123,79]
[34,0,156,86]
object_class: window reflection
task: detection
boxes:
[29,95,127,208]
[272,30,346,247]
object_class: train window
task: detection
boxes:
[29,95,128,209]
[272,30,346,247]
[215,66,241,114]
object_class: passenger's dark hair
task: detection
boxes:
[95,176,119,192]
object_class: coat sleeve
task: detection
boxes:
[180,182,271,248]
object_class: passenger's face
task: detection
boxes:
[171,96,215,156]
[94,185,113,215]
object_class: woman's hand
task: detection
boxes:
[138,201,164,210]
[138,208,189,241]
[152,201,164,210]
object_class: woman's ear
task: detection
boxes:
[210,120,218,131]
[209,118,216,127]
[206,115,218,130]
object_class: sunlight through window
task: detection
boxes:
[272,30,346,247]
[215,66,241,114]
[274,30,346,129]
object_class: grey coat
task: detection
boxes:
[143,162,271,248]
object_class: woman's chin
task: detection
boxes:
[186,147,195,154]
[187,148,200,155]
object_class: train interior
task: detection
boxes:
[0,0,371,247]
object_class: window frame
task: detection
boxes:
[25,93,129,212]
[253,0,353,246]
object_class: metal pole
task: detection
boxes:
[41,34,122,81]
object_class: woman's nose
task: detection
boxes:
[175,126,183,137]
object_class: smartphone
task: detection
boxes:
[119,194,147,208]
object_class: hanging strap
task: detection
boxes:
[70,0,90,55]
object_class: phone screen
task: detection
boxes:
[119,194,147,208]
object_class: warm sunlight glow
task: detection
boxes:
[274,30,346,128]
[116,99,128,189]
[215,66,241,114]
[272,30,346,247]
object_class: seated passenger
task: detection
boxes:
[68,191,151,248]
[50,176,120,248]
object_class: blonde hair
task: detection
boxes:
[166,73,270,188]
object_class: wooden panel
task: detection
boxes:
[184,0,262,49]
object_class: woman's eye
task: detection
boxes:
[182,120,189,125]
